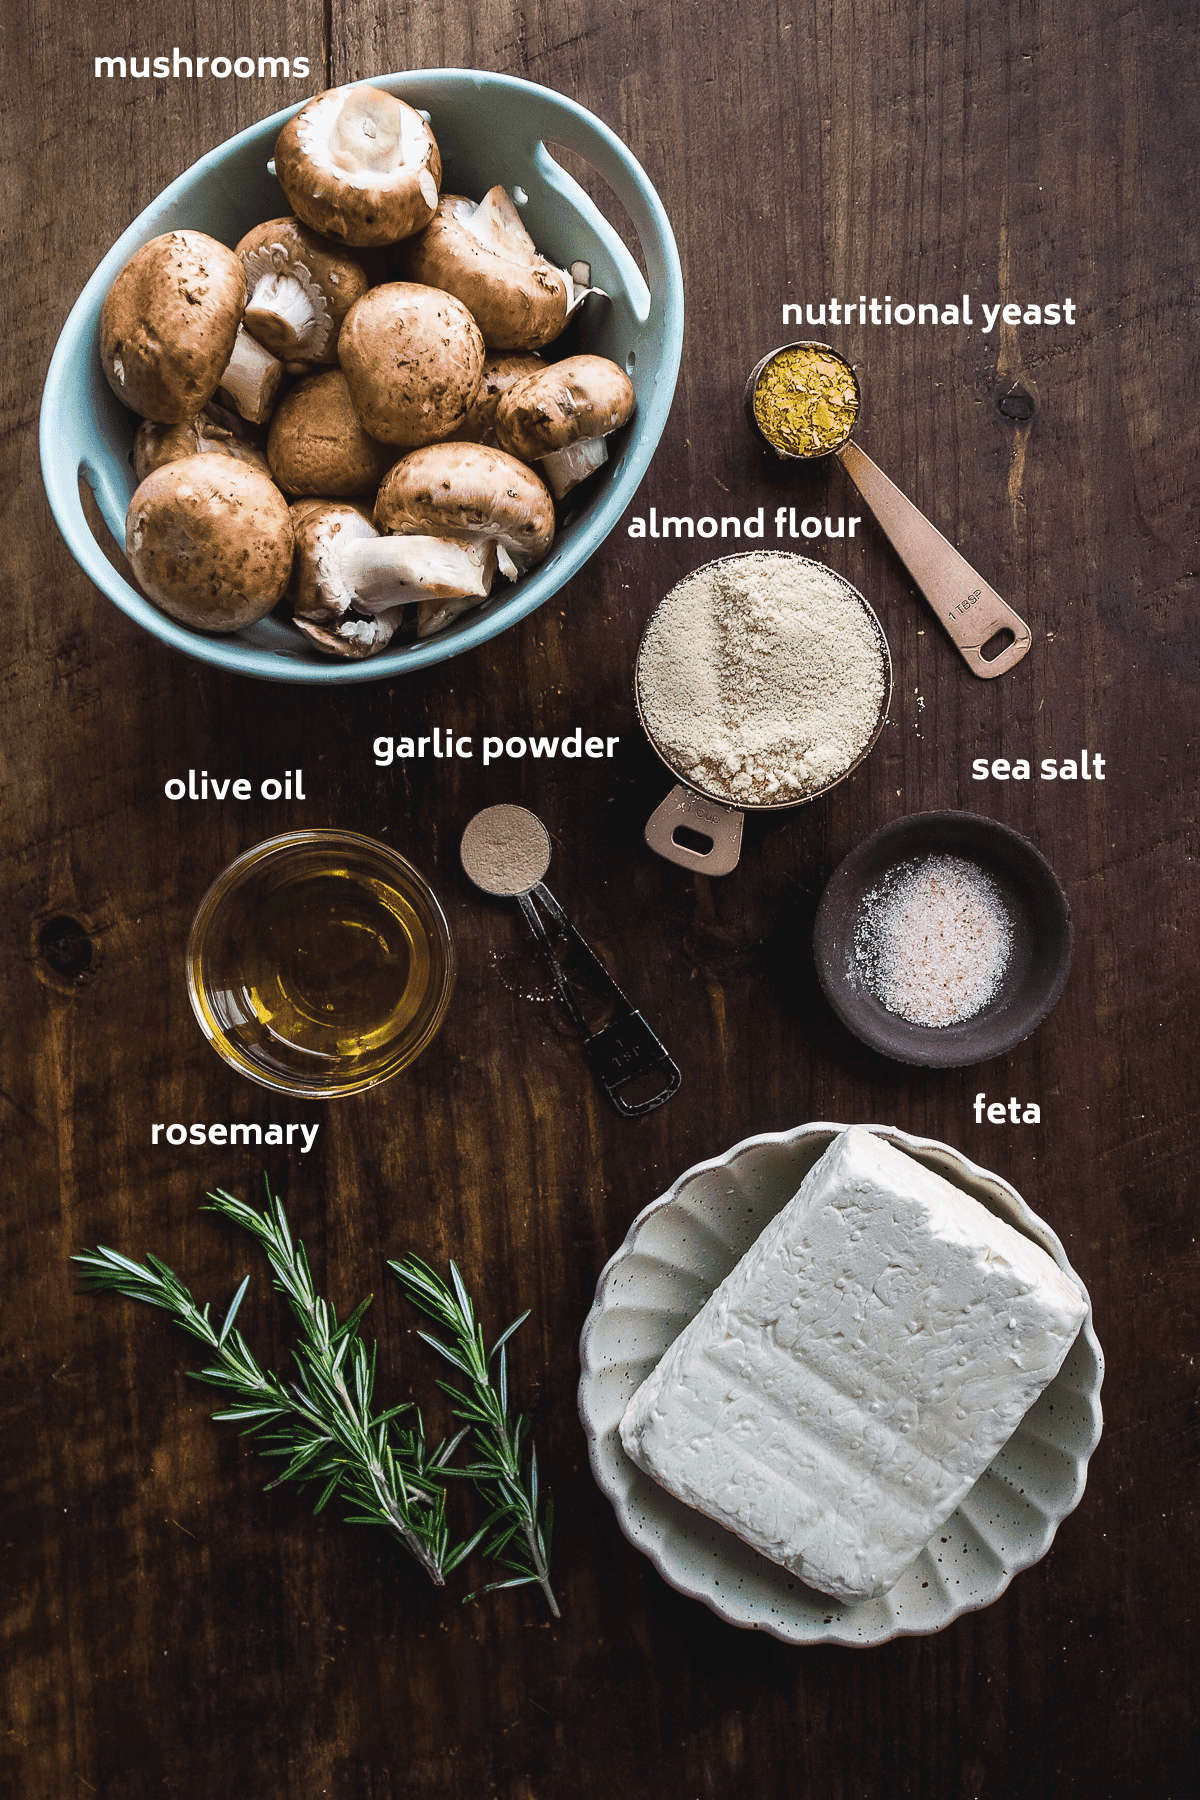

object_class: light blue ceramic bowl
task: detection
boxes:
[40,70,684,684]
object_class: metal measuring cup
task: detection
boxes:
[460,804,681,1116]
[745,342,1032,679]
[635,553,893,876]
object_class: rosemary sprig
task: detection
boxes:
[389,1254,560,1618]
[73,1186,479,1586]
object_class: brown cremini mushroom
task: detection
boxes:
[286,498,378,622]
[274,85,441,247]
[125,457,294,632]
[286,496,499,653]
[405,189,596,350]
[374,441,555,584]
[100,231,246,423]
[235,217,370,363]
[337,283,484,447]
[495,354,635,498]
[267,369,395,498]
[449,353,545,445]
[133,416,273,483]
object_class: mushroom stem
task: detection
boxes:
[339,534,498,613]
[540,436,609,500]
[219,327,284,425]
[460,186,539,263]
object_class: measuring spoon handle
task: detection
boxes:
[837,439,1033,678]
[517,885,680,1117]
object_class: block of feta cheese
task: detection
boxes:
[619,1127,1087,1602]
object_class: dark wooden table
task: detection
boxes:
[4,2,1197,1794]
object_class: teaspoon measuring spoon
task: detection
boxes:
[460,805,680,1117]
[746,341,1033,678]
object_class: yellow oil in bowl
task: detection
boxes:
[187,832,454,1095]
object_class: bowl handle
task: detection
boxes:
[41,314,136,581]
[644,785,744,875]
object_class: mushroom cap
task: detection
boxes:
[337,282,484,447]
[125,456,293,632]
[235,217,370,361]
[267,368,395,498]
[286,498,377,619]
[100,231,246,423]
[274,85,441,247]
[374,442,555,569]
[495,355,636,461]
[404,191,569,350]
[134,416,273,483]
[449,353,545,444]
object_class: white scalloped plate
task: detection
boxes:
[578,1123,1104,1645]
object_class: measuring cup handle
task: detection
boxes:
[584,1012,681,1116]
[837,440,1033,678]
[517,885,680,1117]
[644,785,745,875]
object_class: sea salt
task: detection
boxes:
[853,854,1012,1027]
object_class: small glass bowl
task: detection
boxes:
[186,831,455,1097]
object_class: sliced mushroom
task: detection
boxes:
[100,231,246,423]
[448,353,545,445]
[217,326,285,425]
[267,369,395,498]
[235,218,370,362]
[495,355,635,499]
[134,416,273,483]
[374,442,556,580]
[125,457,293,632]
[274,84,441,247]
[405,188,597,350]
[337,282,484,447]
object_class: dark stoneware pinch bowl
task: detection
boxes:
[813,811,1073,1068]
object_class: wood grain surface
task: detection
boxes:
[3,1,1198,1795]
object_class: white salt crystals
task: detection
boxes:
[853,853,1013,1026]
[620,1127,1087,1603]
[636,552,888,803]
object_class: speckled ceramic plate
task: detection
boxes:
[578,1123,1103,1646]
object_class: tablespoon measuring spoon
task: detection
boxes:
[746,341,1033,678]
[460,805,680,1116]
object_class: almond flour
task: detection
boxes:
[636,553,888,804]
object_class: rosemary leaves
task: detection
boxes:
[73,1184,558,1614]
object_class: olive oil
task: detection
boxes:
[235,869,431,1058]
[189,834,455,1095]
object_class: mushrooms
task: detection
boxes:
[495,354,635,499]
[274,85,441,247]
[133,416,273,483]
[405,189,590,350]
[337,283,484,446]
[95,81,633,662]
[286,497,381,632]
[374,442,556,583]
[267,369,394,497]
[235,217,370,362]
[286,495,499,654]
[449,353,545,444]
[100,231,246,423]
[125,457,294,631]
